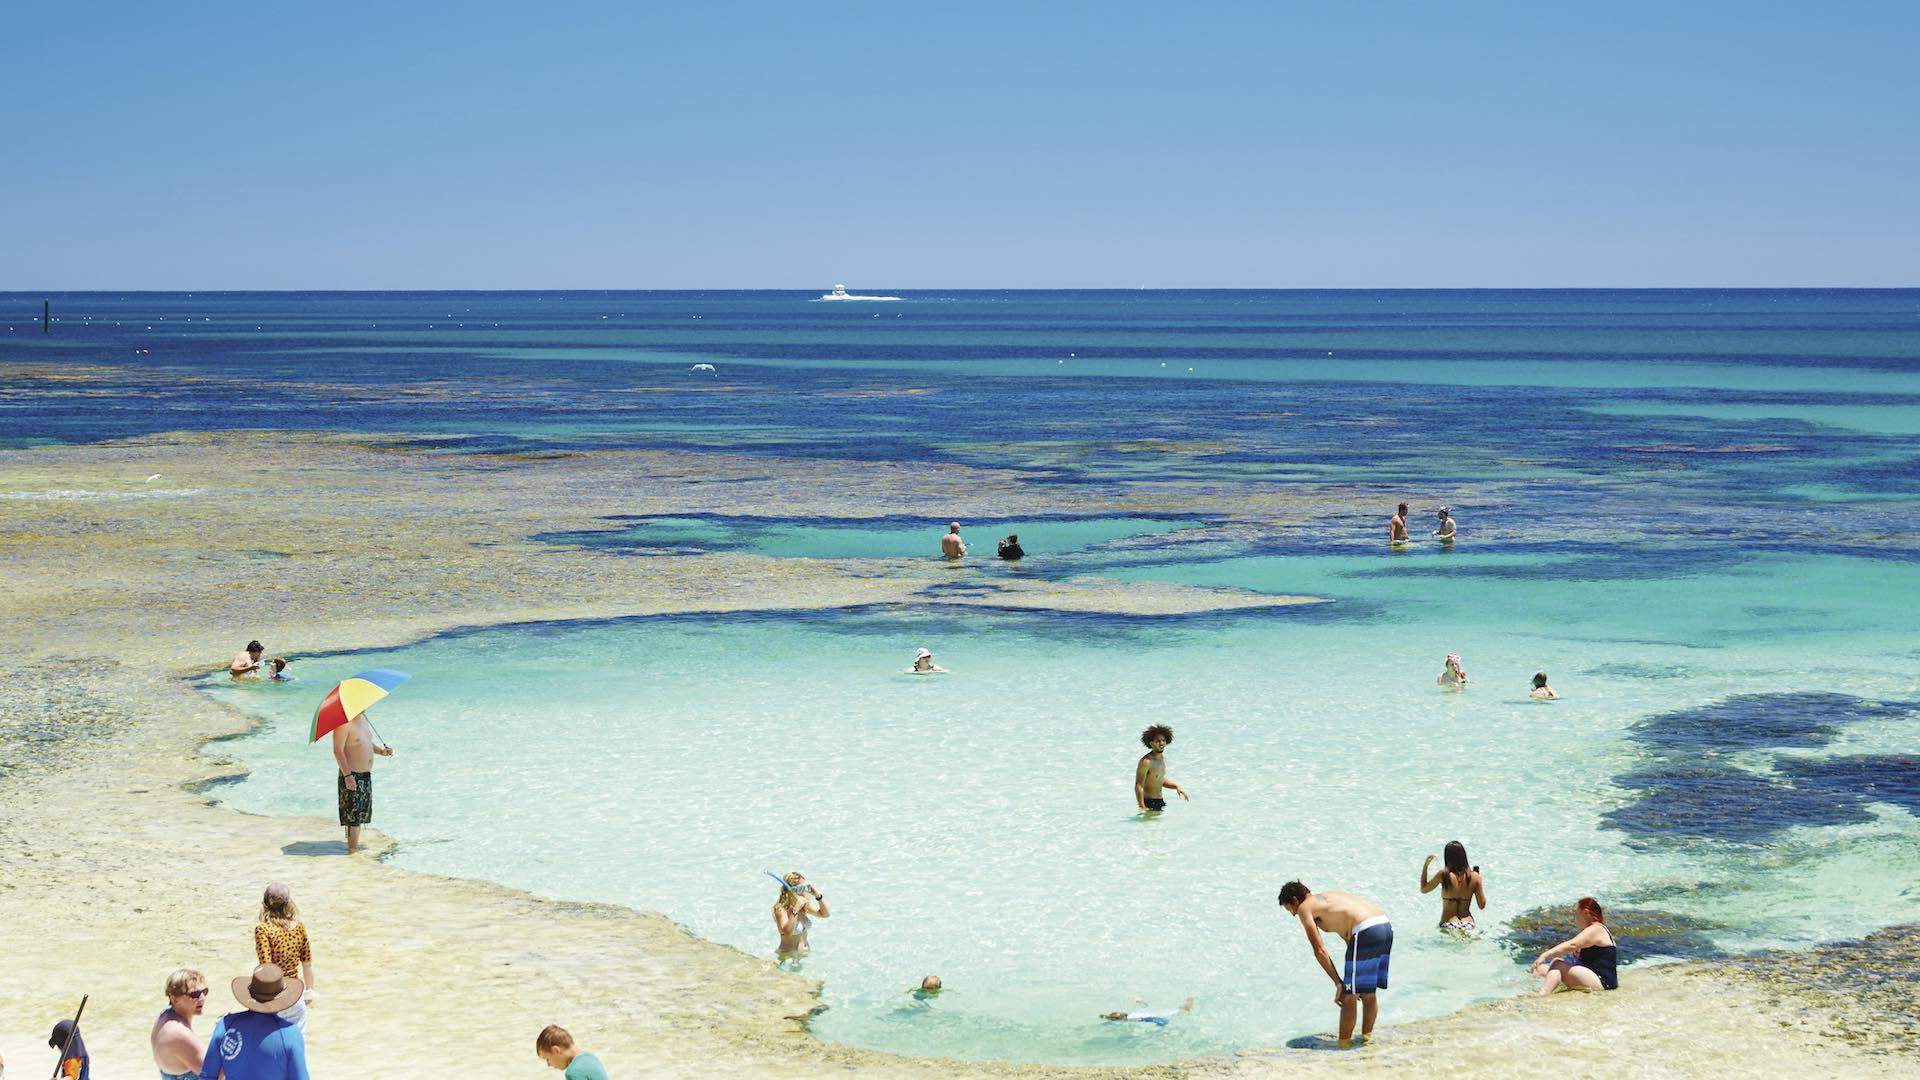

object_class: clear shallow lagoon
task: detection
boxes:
[17,289,1918,1063]
[202,546,1920,1063]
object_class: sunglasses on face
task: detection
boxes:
[185,989,209,999]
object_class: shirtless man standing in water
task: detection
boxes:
[1388,503,1410,545]
[1278,881,1394,1048]
[940,522,967,560]
[1134,724,1188,813]
[331,708,394,854]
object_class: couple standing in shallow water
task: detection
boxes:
[1390,503,1455,546]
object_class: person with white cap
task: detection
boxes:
[196,964,310,1080]
[909,648,947,674]
[1433,506,1457,542]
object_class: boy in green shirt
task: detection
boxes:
[537,1025,609,1079]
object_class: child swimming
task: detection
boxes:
[908,648,947,674]
[1437,653,1468,690]
[1101,998,1194,1025]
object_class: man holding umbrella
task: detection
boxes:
[311,669,408,855]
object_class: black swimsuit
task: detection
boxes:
[1576,943,1619,990]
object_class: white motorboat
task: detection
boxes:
[817,283,901,302]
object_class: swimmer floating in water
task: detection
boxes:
[1530,672,1557,700]
[1102,998,1194,1025]
[266,657,293,682]
[1437,653,1468,690]
[909,975,943,1000]
[909,648,947,674]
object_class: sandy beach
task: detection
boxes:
[0,426,1912,1077]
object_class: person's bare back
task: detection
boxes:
[941,522,966,559]
[1300,890,1385,942]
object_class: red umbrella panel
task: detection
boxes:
[310,669,410,741]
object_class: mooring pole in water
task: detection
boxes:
[44,299,51,333]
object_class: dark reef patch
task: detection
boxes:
[1581,661,1698,680]
[1605,692,1920,847]
[1502,903,1728,965]
[1624,692,1916,760]
[1775,755,1920,815]
[1603,764,1876,847]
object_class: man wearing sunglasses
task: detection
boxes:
[152,967,209,1079]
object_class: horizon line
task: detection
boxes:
[5,284,1919,295]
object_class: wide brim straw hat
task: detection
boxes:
[232,964,305,1014]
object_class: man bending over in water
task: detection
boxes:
[1278,881,1393,1049]
[1134,724,1188,813]
[230,640,265,679]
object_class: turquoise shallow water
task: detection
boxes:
[204,546,1920,1064]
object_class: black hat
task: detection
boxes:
[49,1018,87,1058]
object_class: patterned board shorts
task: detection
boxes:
[337,771,373,825]
[1343,919,1393,995]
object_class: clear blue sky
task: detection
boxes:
[5,2,1915,288]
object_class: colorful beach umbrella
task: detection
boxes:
[310,669,410,742]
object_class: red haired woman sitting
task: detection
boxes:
[1531,897,1618,993]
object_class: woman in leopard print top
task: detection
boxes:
[254,882,315,1030]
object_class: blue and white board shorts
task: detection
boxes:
[1343,917,1393,994]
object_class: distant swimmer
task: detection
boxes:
[230,640,266,679]
[1433,507,1456,542]
[910,648,947,674]
[1277,882,1393,1049]
[1102,997,1194,1025]
[1420,841,1486,932]
[1532,897,1618,994]
[941,522,967,560]
[1438,653,1468,690]
[997,533,1025,560]
[1389,503,1410,545]
[1134,724,1188,813]
[909,975,944,1000]
[1530,672,1558,700]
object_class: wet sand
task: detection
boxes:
[0,430,1911,1077]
